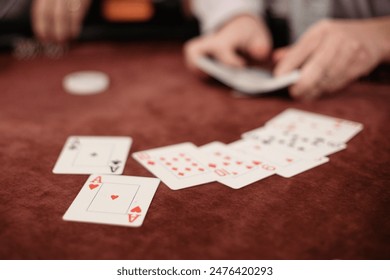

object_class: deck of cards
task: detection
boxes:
[53,109,363,227]
[196,56,301,94]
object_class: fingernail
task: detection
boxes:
[290,87,303,99]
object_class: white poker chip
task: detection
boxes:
[63,71,110,95]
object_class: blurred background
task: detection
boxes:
[0,0,198,49]
[0,0,388,81]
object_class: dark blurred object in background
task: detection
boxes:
[0,0,199,53]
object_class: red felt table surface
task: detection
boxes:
[0,42,389,260]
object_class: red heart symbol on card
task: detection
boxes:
[252,161,261,165]
[111,195,119,200]
[89,184,99,190]
[208,163,217,168]
[286,158,293,163]
[147,160,155,165]
[131,206,141,213]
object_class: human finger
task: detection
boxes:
[245,18,272,61]
[320,39,357,93]
[212,44,246,67]
[52,0,71,43]
[272,46,291,63]
[68,0,91,39]
[246,34,272,61]
[31,0,54,42]
[184,36,215,75]
[274,20,330,76]
[290,34,340,100]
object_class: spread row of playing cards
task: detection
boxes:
[133,109,363,189]
[52,109,363,227]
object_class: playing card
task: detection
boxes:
[242,126,346,157]
[196,56,300,94]
[63,175,160,227]
[53,136,132,175]
[265,108,363,142]
[132,143,217,190]
[199,142,276,189]
[229,139,329,178]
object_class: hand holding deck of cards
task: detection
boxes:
[53,109,363,227]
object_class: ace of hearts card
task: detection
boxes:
[63,174,160,227]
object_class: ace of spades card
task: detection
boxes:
[53,136,132,174]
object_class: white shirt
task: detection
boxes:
[192,0,390,42]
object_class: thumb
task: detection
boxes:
[247,36,271,60]
[214,46,246,67]
[273,46,290,64]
